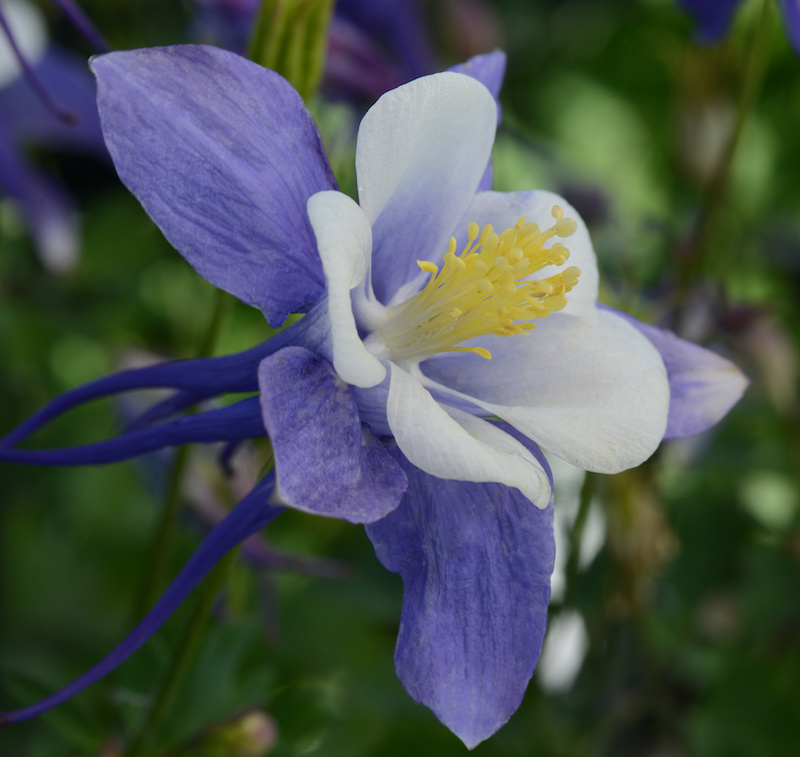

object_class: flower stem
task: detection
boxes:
[132,289,233,622]
[561,472,596,610]
[686,0,773,290]
[124,546,241,757]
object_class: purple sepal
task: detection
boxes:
[258,347,407,524]
[0,477,283,726]
[448,51,506,192]
[91,45,338,326]
[366,427,555,748]
[631,319,748,439]
[608,307,748,440]
[0,397,264,466]
[448,50,506,120]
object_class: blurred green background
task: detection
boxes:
[2,0,800,755]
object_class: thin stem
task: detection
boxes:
[561,471,596,611]
[0,5,75,124]
[686,0,774,290]
[124,546,241,757]
[51,0,111,52]
[132,289,234,621]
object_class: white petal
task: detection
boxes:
[537,610,589,694]
[386,363,551,506]
[356,72,497,304]
[421,308,670,473]
[456,190,598,316]
[307,190,386,388]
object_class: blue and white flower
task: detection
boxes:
[0,46,747,747]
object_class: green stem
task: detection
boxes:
[125,546,241,757]
[132,289,233,622]
[558,472,596,612]
[687,0,773,289]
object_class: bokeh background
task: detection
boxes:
[2,0,800,755]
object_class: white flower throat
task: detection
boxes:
[377,206,581,363]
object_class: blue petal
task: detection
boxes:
[0,397,264,466]
[607,307,748,439]
[448,50,506,121]
[448,51,507,193]
[91,45,337,326]
[0,477,283,726]
[365,428,555,748]
[258,346,407,523]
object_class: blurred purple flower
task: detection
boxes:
[0,0,106,271]
[0,46,746,746]
[679,0,800,55]
[192,0,434,101]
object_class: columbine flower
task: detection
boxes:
[0,0,106,271]
[679,0,800,55]
[0,46,747,747]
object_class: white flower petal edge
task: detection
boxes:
[386,363,551,507]
[307,190,386,388]
[421,308,670,473]
[457,190,599,316]
[356,71,499,304]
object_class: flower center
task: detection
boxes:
[379,206,581,362]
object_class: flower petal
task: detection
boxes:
[386,363,550,506]
[307,190,386,388]
[448,50,506,122]
[618,314,748,439]
[356,71,497,304]
[258,347,407,523]
[366,436,554,748]
[91,45,337,325]
[421,307,669,473]
[0,478,283,725]
[448,51,508,192]
[456,189,598,315]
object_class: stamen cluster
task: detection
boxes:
[381,206,581,361]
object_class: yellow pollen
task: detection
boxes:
[380,206,581,362]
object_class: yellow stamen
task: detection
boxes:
[380,206,581,362]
